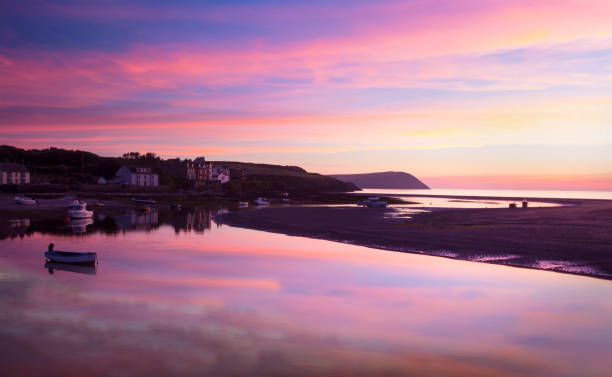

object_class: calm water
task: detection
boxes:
[1,207,612,377]
[361,188,612,200]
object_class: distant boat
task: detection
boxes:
[522,199,529,208]
[15,196,37,205]
[67,200,94,218]
[238,201,249,207]
[254,197,270,205]
[44,250,97,264]
[509,203,517,208]
[132,197,156,204]
[358,197,388,207]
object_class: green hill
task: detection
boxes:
[215,161,358,193]
[0,145,356,193]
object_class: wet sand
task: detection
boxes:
[217,198,612,280]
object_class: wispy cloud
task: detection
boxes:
[1,0,611,188]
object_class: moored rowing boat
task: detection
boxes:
[44,250,97,264]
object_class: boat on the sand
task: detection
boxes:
[358,197,388,207]
[15,196,37,205]
[254,197,270,205]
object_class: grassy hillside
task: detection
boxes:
[0,146,357,193]
[216,161,358,193]
[0,145,124,183]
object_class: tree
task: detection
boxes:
[122,152,140,159]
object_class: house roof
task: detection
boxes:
[0,162,28,173]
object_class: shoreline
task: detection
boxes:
[216,196,612,281]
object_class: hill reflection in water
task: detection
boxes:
[2,206,228,239]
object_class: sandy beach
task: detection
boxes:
[217,197,612,280]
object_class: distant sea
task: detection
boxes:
[361,188,612,200]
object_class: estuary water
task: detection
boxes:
[361,188,612,200]
[1,207,611,377]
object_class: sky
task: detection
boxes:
[1,0,611,189]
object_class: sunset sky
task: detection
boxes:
[1,0,611,189]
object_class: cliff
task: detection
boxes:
[329,171,429,189]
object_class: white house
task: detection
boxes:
[113,166,159,187]
[0,163,30,185]
[211,165,231,184]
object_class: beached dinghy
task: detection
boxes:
[15,196,37,205]
[44,243,97,264]
[358,197,388,207]
[254,197,270,205]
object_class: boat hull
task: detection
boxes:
[45,251,97,264]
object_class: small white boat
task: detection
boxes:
[15,196,37,205]
[67,200,94,218]
[44,250,97,264]
[254,197,270,205]
[238,201,249,207]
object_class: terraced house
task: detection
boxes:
[0,163,30,185]
[113,166,159,187]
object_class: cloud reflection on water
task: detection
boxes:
[0,207,611,376]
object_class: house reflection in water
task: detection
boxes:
[113,210,160,232]
[0,207,229,239]
[170,207,227,234]
[2,218,31,239]
[111,207,226,234]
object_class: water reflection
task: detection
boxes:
[0,206,227,239]
[68,217,94,233]
[0,210,611,376]
[45,261,97,275]
[113,208,160,231]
